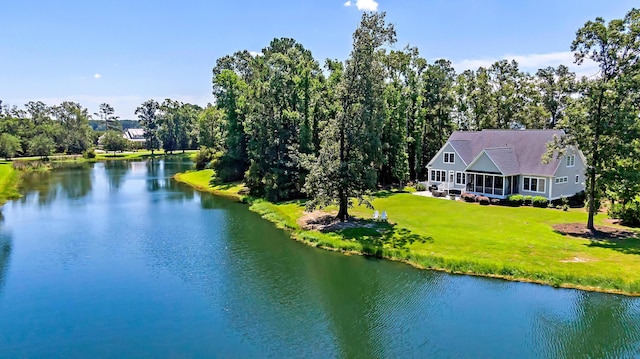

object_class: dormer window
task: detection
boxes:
[444,152,455,164]
[566,154,575,167]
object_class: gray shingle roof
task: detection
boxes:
[448,129,563,176]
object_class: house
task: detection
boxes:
[123,128,146,144]
[426,129,586,200]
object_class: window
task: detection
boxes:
[444,152,455,164]
[431,170,446,182]
[575,175,580,184]
[566,154,575,167]
[523,176,546,193]
[455,171,466,185]
[555,176,568,184]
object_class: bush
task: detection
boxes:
[523,195,533,206]
[478,196,490,205]
[532,196,548,208]
[608,201,640,227]
[461,193,477,202]
[194,146,216,170]
[490,198,501,205]
[414,183,427,191]
[507,194,524,207]
[82,148,96,159]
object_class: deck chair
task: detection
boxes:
[381,211,387,221]
[373,210,380,220]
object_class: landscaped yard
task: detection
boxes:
[176,169,640,295]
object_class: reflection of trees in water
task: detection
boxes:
[104,160,130,191]
[0,220,12,296]
[538,291,640,358]
[19,163,93,207]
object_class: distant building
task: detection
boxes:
[123,128,145,144]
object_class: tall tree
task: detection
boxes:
[556,9,640,231]
[94,103,120,131]
[135,99,162,155]
[305,12,396,220]
[53,101,92,154]
[0,133,21,160]
[536,65,576,128]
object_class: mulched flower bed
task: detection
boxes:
[553,223,637,240]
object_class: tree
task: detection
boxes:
[0,133,21,160]
[556,9,640,231]
[536,65,576,128]
[28,134,55,159]
[94,103,120,131]
[101,130,128,155]
[53,101,92,154]
[305,12,396,221]
[135,100,162,155]
[158,99,180,154]
[197,105,225,150]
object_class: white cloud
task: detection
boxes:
[94,73,102,79]
[343,0,378,11]
[451,51,599,78]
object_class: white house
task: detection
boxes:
[123,128,146,144]
[426,129,586,200]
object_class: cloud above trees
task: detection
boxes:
[343,0,378,11]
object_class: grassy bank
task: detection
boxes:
[0,162,22,205]
[177,169,640,295]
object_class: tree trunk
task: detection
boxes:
[587,87,604,233]
[337,191,348,221]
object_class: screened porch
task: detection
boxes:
[465,173,520,198]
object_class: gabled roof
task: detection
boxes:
[447,129,564,177]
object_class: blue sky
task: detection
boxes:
[1,0,637,119]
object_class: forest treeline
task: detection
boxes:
[2,10,639,225]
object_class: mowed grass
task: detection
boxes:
[174,169,247,201]
[176,169,640,295]
[0,162,21,205]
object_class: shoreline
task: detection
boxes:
[174,170,640,297]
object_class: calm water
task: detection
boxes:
[0,160,639,358]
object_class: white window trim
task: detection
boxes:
[455,171,466,185]
[523,176,547,194]
[444,152,455,164]
[555,176,568,184]
[566,154,575,167]
[431,169,447,182]
[575,174,580,184]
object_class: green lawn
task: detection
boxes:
[0,162,21,205]
[179,169,640,295]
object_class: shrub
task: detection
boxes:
[608,201,640,227]
[461,193,477,202]
[194,146,216,170]
[568,191,586,207]
[507,194,524,207]
[82,148,96,159]
[478,196,490,205]
[414,183,427,191]
[490,198,501,205]
[532,196,548,208]
[523,195,533,206]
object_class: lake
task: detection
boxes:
[0,159,639,358]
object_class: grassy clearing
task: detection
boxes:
[177,169,640,295]
[0,162,22,205]
[174,169,249,202]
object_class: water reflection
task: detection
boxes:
[103,160,130,191]
[0,217,12,297]
[539,292,640,358]
[20,163,93,207]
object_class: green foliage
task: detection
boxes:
[414,183,427,191]
[609,200,640,227]
[523,195,533,206]
[101,130,128,154]
[532,196,548,208]
[0,133,22,159]
[135,99,162,154]
[194,146,217,170]
[305,12,396,220]
[28,134,55,159]
[82,147,96,159]
[507,194,524,206]
[54,101,92,154]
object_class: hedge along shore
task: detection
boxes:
[174,169,640,296]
